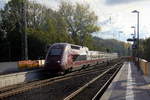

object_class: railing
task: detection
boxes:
[18,60,45,69]
[0,60,45,75]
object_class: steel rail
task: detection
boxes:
[0,59,119,94]
[0,60,112,93]
[63,63,120,100]
[92,65,122,100]
[0,64,110,99]
[0,64,106,93]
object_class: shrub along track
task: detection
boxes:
[0,58,124,100]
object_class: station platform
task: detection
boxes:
[101,62,150,100]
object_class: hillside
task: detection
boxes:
[92,37,130,56]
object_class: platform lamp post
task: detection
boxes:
[132,10,140,68]
[131,26,136,57]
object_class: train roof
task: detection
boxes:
[51,43,88,48]
[50,43,118,55]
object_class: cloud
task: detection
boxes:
[98,17,111,26]
[0,0,5,9]
[29,0,59,10]
[105,0,142,5]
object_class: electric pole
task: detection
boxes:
[21,0,28,60]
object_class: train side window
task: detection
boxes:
[72,55,79,61]
[72,55,87,61]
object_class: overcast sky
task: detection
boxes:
[1,0,150,42]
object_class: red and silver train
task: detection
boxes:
[44,43,118,73]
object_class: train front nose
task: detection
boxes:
[45,57,64,72]
[44,44,65,72]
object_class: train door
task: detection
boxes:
[65,47,74,70]
[67,53,73,68]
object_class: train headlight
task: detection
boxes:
[57,60,60,63]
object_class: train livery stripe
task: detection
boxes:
[73,59,104,66]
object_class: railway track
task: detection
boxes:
[0,62,114,99]
[64,63,122,100]
[0,59,123,100]
[0,61,108,92]
[92,66,120,100]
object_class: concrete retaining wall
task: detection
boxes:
[139,59,149,75]
[134,58,150,76]
[146,62,150,76]
[0,69,42,88]
[0,62,19,74]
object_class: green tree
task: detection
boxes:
[143,38,150,61]
[0,10,3,42]
[0,23,4,43]
[27,1,48,29]
[59,1,100,45]
[0,0,26,60]
[26,6,73,59]
[1,0,121,61]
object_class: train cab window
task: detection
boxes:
[71,45,80,50]
[50,48,62,56]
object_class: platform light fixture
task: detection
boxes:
[132,10,140,68]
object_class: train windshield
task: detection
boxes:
[49,48,62,56]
